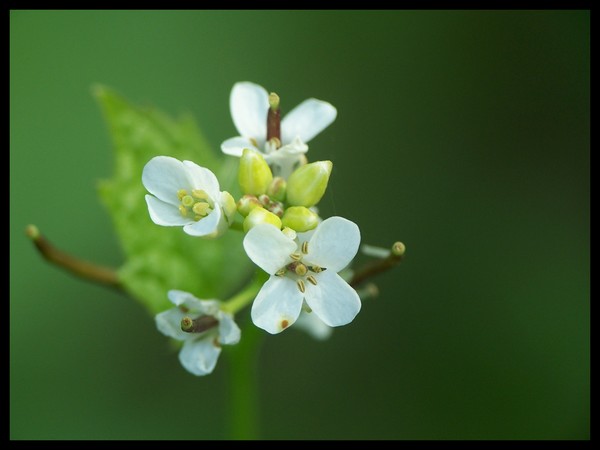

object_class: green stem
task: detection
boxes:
[226,321,264,440]
[222,273,265,314]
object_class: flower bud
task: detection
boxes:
[220,191,237,222]
[238,148,273,196]
[281,206,319,232]
[267,176,287,202]
[286,160,332,207]
[243,206,282,232]
[237,194,262,217]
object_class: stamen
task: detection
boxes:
[280,319,289,330]
[177,189,188,200]
[301,241,309,254]
[192,202,211,216]
[290,253,302,261]
[268,137,281,149]
[181,195,194,207]
[192,189,209,200]
[178,205,188,217]
[296,279,306,293]
[310,265,324,273]
[307,275,318,286]
[275,268,287,277]
[250,137,258,147]
[294,263,308,276]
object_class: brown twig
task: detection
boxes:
[25,224,123,291]
[350,242,405,288]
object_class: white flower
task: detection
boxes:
[221,81,337,178]
[243,216,361,334]
[142,156,236,238]
[155,290,241,376]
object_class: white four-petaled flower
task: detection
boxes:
[155,290,241,376]
[142,156,236,238]
[243,216,361,334]
[221,81,337,178]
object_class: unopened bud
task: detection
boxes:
[281,206,319,232]
[243,206,282,232]
[237,195,262,217]
[286,160,332,207]
[238,148,273,196]
[220,191,237,222]
[267,176,287,202]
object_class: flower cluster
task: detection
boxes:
[145,82,363,375]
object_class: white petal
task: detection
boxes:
[230,81,269,139]
[183,205,223,238]
[304,270,361,327]
[294,311,333,341]
[251,276,303,334]
[179,336,221,376]
[243,223,297,274]
[182,160,220,200]
[142,156,192,204]
[221,136,262,157]
[281,98,337,144]
[167,290,205,309]
[145,195,191,226]
[217,312,241,345]
[155,307,189,341]
[306,216,360,272]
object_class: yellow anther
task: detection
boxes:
[194,215,202,221]
[249,137,258,148]
[297,279,306,293]
[301,241,309,254]
[192,202,211,216]
[181,195,194,207]
[192,189,209,200]
[290,253,302,261]
[177,189,188,200]
[310,265,323,273]
[307,275,318,286]
[294,263,308,276]
[268,137,282,149]
[178,205,188,217]
[275,268,287,277]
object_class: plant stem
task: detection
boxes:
[222,273,265,315]
[25,224,123,291]
[350,241,406,288]
[226,320,264,440]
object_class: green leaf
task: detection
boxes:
[94,85,252,315]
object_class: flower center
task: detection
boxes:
[275,240,326,292]
[177,189,213,221]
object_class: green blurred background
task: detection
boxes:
[10,10,589,439]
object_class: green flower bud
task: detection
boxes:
[281,206,319,232]
[238,148,273,196]
[286,160,332,207]
[243,206,282,232]
[220,191,237,222]
[267,176,287,202]
[237,194,262,217]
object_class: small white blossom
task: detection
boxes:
[142,156,236,238]
[221,81,337,178]
[155,290,241,376]
[243,216,361,334]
